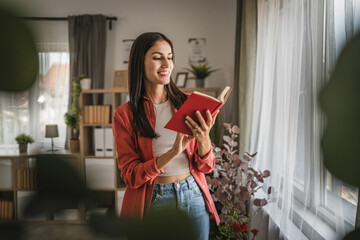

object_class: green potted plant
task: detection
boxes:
[64,74,85,153]
[15,133,34,153]
[185,62,219,87]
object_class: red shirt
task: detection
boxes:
[112,97,220,225]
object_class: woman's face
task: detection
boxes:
[144,40,174,89]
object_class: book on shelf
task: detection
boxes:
[0,200,13,220]
[83,105,111,124]
[8,201,13,219]
[104,105,111,124]
[165,86,232,136]
[0,200,3,219]
[83,105,89,124]
[88,105,94,123]
[96,105,100,123]
[99,105,103,123]
[16,168,37,189]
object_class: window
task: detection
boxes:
[251,1,359,239]
[319,0,360,228]
[0,50,69,149]
[324,171,358,225]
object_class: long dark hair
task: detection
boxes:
[128,32,187,138]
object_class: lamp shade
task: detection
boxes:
[45,124,59,138]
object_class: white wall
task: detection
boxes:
[2,0,237,119]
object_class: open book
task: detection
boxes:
[165,86,232,136]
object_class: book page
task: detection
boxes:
[193,86,231,103]
[217,86,231,102]
[193,91,219,102]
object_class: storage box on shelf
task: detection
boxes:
[0,149,81,223]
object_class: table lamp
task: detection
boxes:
[45,124,59,152]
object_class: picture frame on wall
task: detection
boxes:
[113,70,128,90]
[175,72,188,88]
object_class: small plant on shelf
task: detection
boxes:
[15,133,34,153]
[15,133,34,144]
[185,62,218,87]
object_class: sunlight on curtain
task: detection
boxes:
[0,19,69,150]
[0,46,69,149]
[249,0,359,239]
[0,92,29,146]
[29,48,69,148]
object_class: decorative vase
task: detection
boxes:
[80,78,91,90]
[195,78,205,88]
[19,143,28,153]
[70,139,80,153]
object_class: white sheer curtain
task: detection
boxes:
[249,0,359,239]
[0,91,30,147]
[0,21,70,150]
[0,47,69,149]
[29,46,70,149]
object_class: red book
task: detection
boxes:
[165,86,232,136]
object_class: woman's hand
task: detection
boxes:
[171,132,194,156]
[185,110,219,157]
[157,133,193,170]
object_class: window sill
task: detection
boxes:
[258,198,343,240]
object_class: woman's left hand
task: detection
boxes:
[185,110,219,157]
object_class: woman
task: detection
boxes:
[112,32,220,239]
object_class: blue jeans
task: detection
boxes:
[149,175,210,240]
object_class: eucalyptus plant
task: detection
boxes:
[207,123,273,239]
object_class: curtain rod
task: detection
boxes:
[21,16,117,30]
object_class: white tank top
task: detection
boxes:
[152,100,190,176]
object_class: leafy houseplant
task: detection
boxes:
[15,133,34,153]
[64,74,86,152]
[206,123,273,240]
[185,62,218,88]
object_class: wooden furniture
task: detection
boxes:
[0,149,81,223]
[79,88,127,219]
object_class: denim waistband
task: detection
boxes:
[153,175,196,194]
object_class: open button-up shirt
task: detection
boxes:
[112,96,220,225]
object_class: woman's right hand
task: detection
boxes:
[171,132,194,156]
[156,133,193,170]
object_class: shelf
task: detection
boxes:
[15,189,37,191]
[83,155,115,159]
[0,149,79,158]
[0,152,81,223]
[81,124,112,127]
[81,88,128,94]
